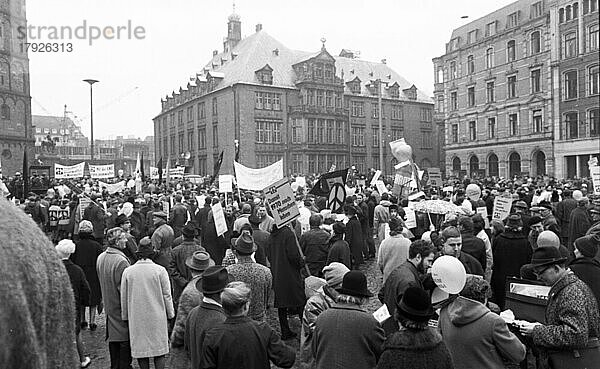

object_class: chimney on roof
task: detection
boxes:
[213,50,218,57]
[381,58,387,64]
[256,23,262,32]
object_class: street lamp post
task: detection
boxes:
[83,79,99,161]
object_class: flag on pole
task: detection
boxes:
[23,149,29,197]
[309,168,349,197]
[165,155,171,183]
[135,152,141,179]
[0,155,2,180]
[140,151,145,181]
[211,150,224,184]
[157,157,163,183]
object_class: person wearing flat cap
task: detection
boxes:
[378,287,454,369]
[519,247,600,366]
[150,211,175,270]
[183,265,227,369]
[168,251,214,369]
[120,236,175,369]
[312,270,385,369]
[169,223,205,310]
[585,206,600,250]
[569,235,600,307]
[226,232,272,322]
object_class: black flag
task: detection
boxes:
[140,151,145,181]
[157,157,163,183]
[309,168,349,197]
[211,150,224,184]
[22,149,28,197]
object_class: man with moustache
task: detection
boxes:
[378,240,435,336]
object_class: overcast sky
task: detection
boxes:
[27,0,514,140]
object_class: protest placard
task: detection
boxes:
[428,167,442,187]
[48,205,70,227]
[375,180,388,195]
[162,201,170,221]
[492,196,512,222]
[263,178,300,228]
[211,202,228,236]
[404,207,417,229]
[476,206,490,229]
[591,166,600,195]
[370,170,382,185]
[89,164,115,179]
[79,197,91,219]
[219,174,234,193]
[55,162,85,179]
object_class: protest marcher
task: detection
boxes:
[377,217,411,284]
[232,202,252,235]
[537,230,570,259]
[440,226,484,276]
[300,262,349,366]
[226,232,272,321]
[169,194,188,239]
[183,265,228,369]
[439,276,526,369]
[312,270,385,369]
[248,214,269,266]
[531,201,561,239]
[0,198,80,368]
[527,216,545,250]
[204,198,229,265]
[373,193,392,244]
[56,239,93,368]
[586,205,600,244]
[326,222,351,269]
[377,287,454,369]
[379,240,435,336]
[200,281,296,369]
[299,214,331,277]
[97,227,132,369]
[457,216,487,274]
[356,192,377,260]
[345,205,365,268]
[150,211,174,269]
[556,189,577,246]
[120,236,175,369]
[568,198,592,251]
[490,214,532,310]
[472,214,493,282]
[520,247,600,368]
[569,235,600,307]
[196,196,212,241]
[115,213,138,263]
[267,224,306,340]
[71,220,103,332]
[169,250,214,369]
[169,223,204,308]
[83,194,108,245]
[256,204,275,233]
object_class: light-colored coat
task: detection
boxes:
[97,247,131,342]
[377,234,410,284]
[121,259,175,358]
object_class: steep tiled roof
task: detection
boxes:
[177,29,431,104]
[32,115,77,129]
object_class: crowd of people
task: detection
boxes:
[1,171,599,369]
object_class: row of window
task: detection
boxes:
[34,127,71,135]
[564,65,600,100]
[306,119,346,145]
[255,92,282,110]
[563,109,600,139]
[304,154,348,175]
[450,110,545,143]
[256,120,282,143]
[163,98,217,130]
[562,25,599,59]
[301,89,343,108]
[162,125,218,156]
[350,100,407,119]
[559,0,598,24]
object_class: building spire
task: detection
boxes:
[320,37,327,51]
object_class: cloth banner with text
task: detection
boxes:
[89,164,115,179]
[233,159,284,191]
[55,162,85,179]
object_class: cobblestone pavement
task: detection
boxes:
[80,256,384,369]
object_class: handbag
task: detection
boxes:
[548,338,600,369]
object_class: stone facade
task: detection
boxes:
[0,0,32,177]
[433,0,554,179]
[154,13,436,177]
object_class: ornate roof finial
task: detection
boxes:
[228,0,240,21]
[320,37,327,50]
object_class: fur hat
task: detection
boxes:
[78,220,93,234]
[574,235,599,258]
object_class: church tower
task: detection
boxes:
[224,5,241,52]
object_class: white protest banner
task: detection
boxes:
[55,162,85,179]
[211,202,228,236]
[89,164,115,179]
[370,170,382,185]
[169,166,185,179]
[428,167,442,187]
[79,197,91,219]
[233,160,284,191]
[218,174,234,193]
[591,166,600,195]
[408,191,425,201]
[263,178,300,228]
[476,206,490,229]
[442,186,454,193]
[295,176,306,188]
[98,180,126,195]
[492,196,512,222]
[404,207,417,229]
[375,180,388,194]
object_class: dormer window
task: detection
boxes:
[314,63,323,78]
[324,64,333,80]
[403,85,418,100]
[388,83,400,99]
[255,64,273,85]
[347,77,361,94]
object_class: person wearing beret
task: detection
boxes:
[569,235,600,307]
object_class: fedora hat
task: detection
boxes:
[336,270,373,298]
[527,247,567,269]
[197,266,229,294]
[396,287,434,322]
[182,223,197,238]
[233,232,256,254]
[185,251,215,272]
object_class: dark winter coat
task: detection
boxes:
[300,227,331,277]
[169,203,188,238]
[203,211,228,265]
[345,215,365,267]
[568,207,591,249]
[0,198,79,368]
[128,209,146,241]
[267,225,306,308]
[460,233,487,273]
[313,302,385,369]
[568,257,600,308]
[491,230,533,309]
[326,236,351,269]
[83,203,107,240]
[439,296,525,369]
[379,260,422,336]
[184,301,226,369]
[62,259,91,313]
[531,272,600,361]
[377,327,454,369]
[71,234,103,306]
[201,315,296,369]
[168,240,204,304]
[556,197,577,240]
[458,252,484,277]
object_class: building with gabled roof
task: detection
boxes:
[154,11,436,177]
